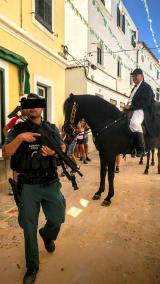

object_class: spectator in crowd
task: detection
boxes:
[115,155,120,173]
[3,108,28,136]
[77,119,88,164]
[83,121,91,162]
[3,108,28,195]
[60,125,80,177]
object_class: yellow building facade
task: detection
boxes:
[0,0,67,190]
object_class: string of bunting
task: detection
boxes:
[66,0,160,87]
[92,0,136,66]
[116,0,134,33]
[116,0,159,70]
[141,0,160,54]
[66,0,132,72]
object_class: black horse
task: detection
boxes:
[139,147,160,174]
[63,94,160,206]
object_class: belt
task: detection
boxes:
[21,173,59,185]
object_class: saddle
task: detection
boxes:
[126,104,160,138]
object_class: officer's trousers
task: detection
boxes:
[18,181,66,271]
[129,109,144,133]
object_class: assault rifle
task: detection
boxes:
[30,121,83,190]
[8,106,21,119]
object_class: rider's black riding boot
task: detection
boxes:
[133,132,147,157]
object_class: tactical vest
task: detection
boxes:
[11,120,58,183]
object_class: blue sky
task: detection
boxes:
[122,0,160,59]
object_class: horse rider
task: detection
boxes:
[124,68,155,157]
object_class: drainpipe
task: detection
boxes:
[136,49,139,67]
[20,0,23,28]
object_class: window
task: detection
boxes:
[157,71,159,80]
[120,102,125,111]
[0,69,5,146]
[150,64,152,70]
[37,84,48,120]
[122,14,125,33]
[131,31,136,48]
[97,43,103,65]
[110,99,117,106]
[117,6,125,34]
[117,6,121,27]
[35,0,52,33]
[156,88,160,101]
[117,58,122,78]
[100,0,105,5]
[130,71,133,85]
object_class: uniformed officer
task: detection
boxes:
[2,93,66,284]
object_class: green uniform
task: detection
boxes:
[5,120,66,271]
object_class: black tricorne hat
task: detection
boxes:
[131,68,143,76]
[27,93,42,99]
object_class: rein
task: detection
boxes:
[68,101,127,138]
[96,113,127,137]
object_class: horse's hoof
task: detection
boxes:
[139,161,143,165]
[158,170,160,174]
[151,162,155,166]
[92,194,101,200]
[144,170,148,175]
[73,185,79,190]
[101,200,111,207]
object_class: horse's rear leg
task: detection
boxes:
[144,151,150,174]
[92,156,107,200]
[157,148,160,174]
[102,158,116,207]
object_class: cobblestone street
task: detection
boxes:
[0,152,160,284]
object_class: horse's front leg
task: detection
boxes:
[102,157,116,207]
[144,151,150,175]
[157,148,160,174]
[92,155,107,200]
[139,155,143,165]
[151,149,155,166]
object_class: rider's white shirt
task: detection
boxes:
[128,80,144,133]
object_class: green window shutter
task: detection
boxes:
[35,0,52,33]
[0,47,30,94]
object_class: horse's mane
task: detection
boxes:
[64,94,121,119]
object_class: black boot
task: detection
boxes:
[39,228,55,253]
[133,132,147,157]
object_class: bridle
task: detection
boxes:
[69,101,78,127]
[66,99,127,137]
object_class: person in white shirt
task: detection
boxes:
[124,68,154,157]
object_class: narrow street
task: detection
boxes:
[0,152,160,284]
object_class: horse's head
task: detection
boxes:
[63,93,82,134]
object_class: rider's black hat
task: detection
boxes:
[27,93,42,99]
[131,68,143,76]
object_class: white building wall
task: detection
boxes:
[88,0,138,100]
[65,68,87,96]
[65,0,89,61]
[65,0,160,108]
[86,81,128,106]
[138,42,160,98]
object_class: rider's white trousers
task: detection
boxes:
[129,109,144,133]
